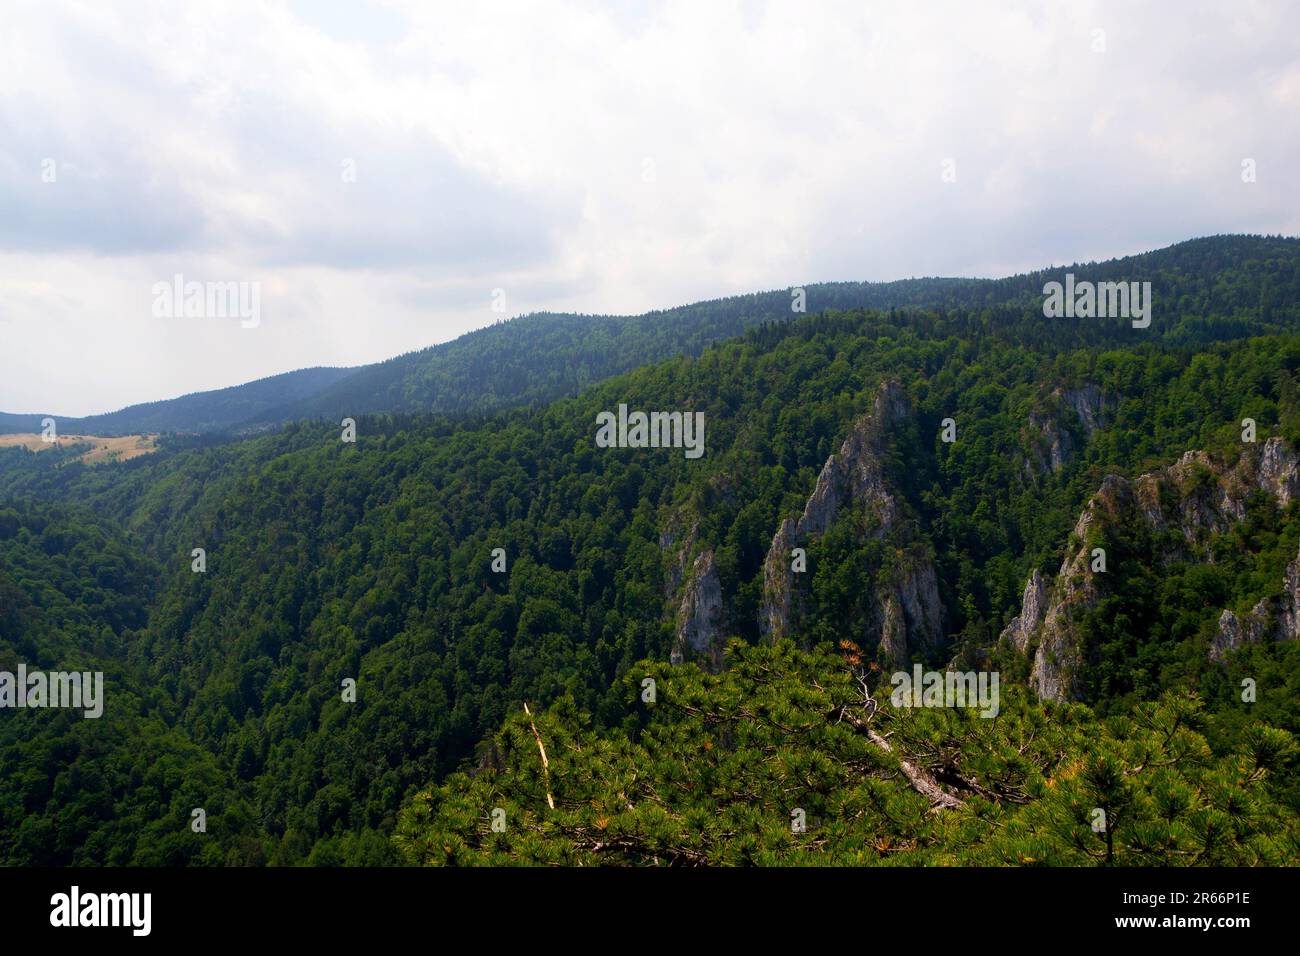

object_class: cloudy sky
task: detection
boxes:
[1,0,1297,415]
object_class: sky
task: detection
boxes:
[1,0,1297,416]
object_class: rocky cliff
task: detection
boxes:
[758,380,943,663]
[1022,383,1106,479]
[660,506,721,671]
[670,549,725,670]
[1211,539,1300,661]
[1002,437,1300,700]
[1026,411,1075,476]
[1000,569,1048,656]
[1059,384,1105,437]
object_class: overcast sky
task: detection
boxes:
[1,0,1297,415]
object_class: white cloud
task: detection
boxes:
[0,0,1297,414]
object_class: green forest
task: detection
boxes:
[2,235,1299,865]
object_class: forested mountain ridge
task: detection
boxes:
[0,366,355,437]
[2,234,1299,865]
[5,234,1297,437]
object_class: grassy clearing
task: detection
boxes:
[0,432,159,464]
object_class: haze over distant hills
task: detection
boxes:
[0,367,356,437]
[3,234,1297,438]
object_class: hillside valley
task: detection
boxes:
[2,235,1299,865]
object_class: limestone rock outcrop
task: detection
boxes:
[1209,537,1300,661]
[1022,384,1106,480]
[759,380,943,663]
[670,549,725,671]
[1001,437,1300,699]
[1058,384,1105,437]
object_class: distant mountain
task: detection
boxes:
[5,234,1297,436]
[0,366,354,436]
[251,234,1300,426]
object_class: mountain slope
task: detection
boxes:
[2,236,1300,865]
[5,294,1300,863]
[171,233,1300,427]
[0,366,354,436]
[0,503,258,865]
[7,234,1298,437]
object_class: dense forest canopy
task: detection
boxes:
[1,234,1298,865]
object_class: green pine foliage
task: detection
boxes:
[394,641,1299,865]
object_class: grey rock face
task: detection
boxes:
[882,548,944,656]
[1058,384,1105,436]
[1210,604,1271,661]
[1021,477,1126,700]
[1022,384,1106,480]
[1026,412,1075,475]
[1003,438,1300,699]
[759,380,906,640]
[999,570,1048,655]
[1281,547,1300,640]
[1256,437,1300,506]
[760,517,799,645]
[758,380,942,663]
[660,519,697,599]
[1274,546,1300,642]
[1210,536,1300,661]
[670,549,725,671]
